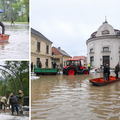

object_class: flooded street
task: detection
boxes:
[0,23,29,59]
[31,72,120,120]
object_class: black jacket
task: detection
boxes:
[10,95,18,105]
[103,66,110,74]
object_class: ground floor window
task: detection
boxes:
[103,56,109,65]
[90,56,94,66]
[37,58,40,67]
[46,59,48,67]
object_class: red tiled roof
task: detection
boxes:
[73,56,86,60]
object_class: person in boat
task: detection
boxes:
[103,64,110,82]
[107,64,110,81]
[0,21,5,34]
[115,63,120,79]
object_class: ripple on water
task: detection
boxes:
[31,73,120,120]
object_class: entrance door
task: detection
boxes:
[103,56,110,65]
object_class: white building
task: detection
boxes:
[86,20,120,69]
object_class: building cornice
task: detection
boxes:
[31,34,53,44]
[86,35,120,45]
[31,52,51,57]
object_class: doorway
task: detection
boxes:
[103,56,110,65]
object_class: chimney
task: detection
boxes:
[58,47,61,49]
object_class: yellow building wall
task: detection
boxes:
[31,34,52,68]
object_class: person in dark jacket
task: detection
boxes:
[38,60,42,68]
[31,62,33,72]
[0,21,5,34]
[115,63,120,79]
[53,61,57,68]
[103,63,110,82]
[9,93,18,115]
[103,63,106,82]
[107,64,110,81]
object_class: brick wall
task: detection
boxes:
[52,47,62,55]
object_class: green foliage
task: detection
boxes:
[0,61,29,97]
[0,0,29,22]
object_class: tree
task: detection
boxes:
[0,61,29,97]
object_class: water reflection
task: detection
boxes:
[31,72,120,120]
[0,24,29,59]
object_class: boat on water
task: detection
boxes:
[0,34,10,42]
[89,76,120,86]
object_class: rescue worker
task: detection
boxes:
[17,90,24,114]
[88,63,90,71]
[9,93,18,115]
[0,21,5,34]
[115,63,120,79]
[1,96,7,111]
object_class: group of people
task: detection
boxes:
[31,60,57,71]
[103,62,120,82]
[0,90,24,115]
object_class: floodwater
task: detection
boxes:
[0,23,29,59]
[31,72,120,120]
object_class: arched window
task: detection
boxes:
[102,30,109,35]
[90,48,94,53]
[103,47,109,52]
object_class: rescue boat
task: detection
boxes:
[0,34,10,42]
[89,76,120,86]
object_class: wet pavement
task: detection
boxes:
[31,72,120,120]
[0,23,29,59]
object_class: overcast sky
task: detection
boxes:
[31,0,120,57]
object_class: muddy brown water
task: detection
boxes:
[0,24,29,59]
[31,72,120,120]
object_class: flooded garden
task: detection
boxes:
[0,23,29,59]
[31,72,120,120]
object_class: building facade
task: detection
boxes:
[31,28,53,68]
[52,47,72,69]
[73,56,87,66]
[86,21,120,69]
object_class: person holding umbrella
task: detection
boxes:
[0,8,5,34]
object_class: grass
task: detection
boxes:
[2,21,29,24]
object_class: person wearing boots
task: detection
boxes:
[9,93,18,115]
[1,96,7,111]
[17,90,24,114]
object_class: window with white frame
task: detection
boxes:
[90,56,94,66]
[37,42,40,51]
[103,47,109,52]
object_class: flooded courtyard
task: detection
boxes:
[0,23,29,59]
[31,72,120,120]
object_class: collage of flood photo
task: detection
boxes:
[0,0,120,120]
